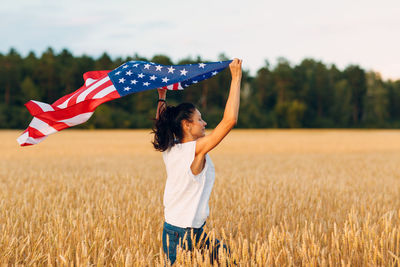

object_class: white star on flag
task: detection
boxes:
[144,64,151,69]
[138,73,145,78]
[155,65,163,71]
[122,65,128,69]
[150,75,157,80]
[199,63,206,68]
[131,80,137,84]
[212,71,218,76]
[162,77,169,83]
[124,86,131,91]
[143,82,150,86]
[126,70,133,76]
[180,69,188,76]
[119,78,126,83]
[115,71,121,75]
[167,66,175,73]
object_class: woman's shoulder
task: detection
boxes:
[163,141,197,158]
[173,140,196,149]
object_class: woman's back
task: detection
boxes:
[163,141,215,228]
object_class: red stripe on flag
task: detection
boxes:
[39,118,70,131]
[28,126,46,138]
[83,70,110,81]
[61,86,90,106]
[21,143,33,147]
[84,80,114,100]
[25,101,51,116]
[52,86,85,107]
[104,90,120,99]
[160,83,180,90]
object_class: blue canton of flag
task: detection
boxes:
[108,60,232,97]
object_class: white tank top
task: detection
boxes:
[162,141,215,228]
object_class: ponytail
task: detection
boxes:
[152,103,195,152]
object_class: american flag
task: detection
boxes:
[17,60,232,146]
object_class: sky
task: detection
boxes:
[2,0,400,79]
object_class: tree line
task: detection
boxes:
[1,47,400,129]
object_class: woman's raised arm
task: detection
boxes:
[195,58,242,156]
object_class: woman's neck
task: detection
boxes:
[180,135,197,143]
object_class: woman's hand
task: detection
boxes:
[158,88,167,100]
[229,58,242,81]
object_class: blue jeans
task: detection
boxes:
[162,221,229,265]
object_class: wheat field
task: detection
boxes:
[1,129,400,266]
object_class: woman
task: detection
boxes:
[152,58,242,265]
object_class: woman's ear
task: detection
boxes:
[182,119,191,132]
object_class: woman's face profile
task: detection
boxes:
[187,109,207,139]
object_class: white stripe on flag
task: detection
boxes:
[23,136,48,145]
[77,76,111,103]
[92,85,116,99]
[58,112,94,126]
[16,131,29,145]
[31,100,55,112]
[57,94,77,109]
[165,83,183,90]
[30,117,58,135]
[85,78,97,86]
[16,131,48,145]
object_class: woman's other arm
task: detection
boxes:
[156,89,167,120]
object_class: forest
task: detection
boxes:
[1,47,400,129]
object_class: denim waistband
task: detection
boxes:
[164,221,206,232]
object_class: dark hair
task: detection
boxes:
[152,102,196,152]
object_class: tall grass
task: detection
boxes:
[1,130,399,266]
